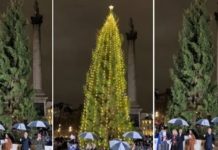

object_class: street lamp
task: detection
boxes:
[69,126,72,133]
[57,128,61,137]
[155,111,159,118]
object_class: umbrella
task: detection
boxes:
[196,119,210,126]
[12,123,26,131]
[79,132,97,140]
[168,118,189,126]
[109,140,130,150]
[0,124,5,131]
[109,139,120,146]
[211,117,218,125]
[27,120,47,128]
[43,121,50,126]
[123,131,142,139]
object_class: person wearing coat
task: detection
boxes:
[171,129,179,150]
[177,129,185,150]
[20,132,31,150]
[2,133,12,150]
[204,128,215,150]
[158,126,170,150]
[33,133,45,150]
[187,129,196,150]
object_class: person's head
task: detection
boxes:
[37,133,42,138]
[70,134,75,140]
[24,132,28,138]
[208,127,212,134]
[172,129,178,136]
[179,129,183,134]
[160,126,164,131]
[163,126,168,131]
[189,129,192,134]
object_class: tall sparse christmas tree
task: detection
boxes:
[0,0,37,124]
[167,0,218,125]
[79,6,132,149]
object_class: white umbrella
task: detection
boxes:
[168,118,189,126]
[12,123,26,131]
[109,139,120,147]
[0,124,5,131]
[28,120,47,128]
[211,117,218,125]
[123,131,142,139]
[196,119,210,126]
[109,140,130,150]
[79,132,97,140]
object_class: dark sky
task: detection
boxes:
[54,0,152,113]
[155,0,217,93]
[0,0,52,100]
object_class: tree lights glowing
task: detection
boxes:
[79,7,132,149]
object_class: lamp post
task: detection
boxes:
[58,124,61,137]
[57,128,61,137]
[69,126,72,133]
[155,111,159,118]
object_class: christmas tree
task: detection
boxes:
[79,6,132,149]
[0,0,36,124]
[167,0,218,125]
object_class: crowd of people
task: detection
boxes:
[0,131,52,150]
[155,126,216,150]
[54,134,152,150]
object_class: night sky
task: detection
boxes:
[2,0,216,114]
[54,0,152,113]
[156,0,217,93]
[0,0,52,100]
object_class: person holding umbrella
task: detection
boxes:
[2,133,12,150]
[177,129,184,150]
[204,127,215,150]
[171,129,178,150]
[20,132,31,150]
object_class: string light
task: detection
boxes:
[79,9,132,149]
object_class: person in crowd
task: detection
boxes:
[45,136,52,146]
[70,134,76,142]
[2,133,12,150]
[20,132,31,150]
[92,143,97,150]
[187,129,196,150]
[171,129,178,150]
[68,133,78,150]
[177,128,184,150]
[86,143,92,150]
[204,127,215,150]
[33,133,45,150]
[158,126,170,150]
[156,127,161,150]
[131,142,136,150]
[68,140,78,150]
